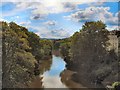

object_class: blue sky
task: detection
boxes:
[1,0,119,39]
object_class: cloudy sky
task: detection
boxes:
[1,0,119,39]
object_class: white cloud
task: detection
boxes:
[16,16,20,19]
[30,1,78,18]
[30,26,70,39]
[88,2,105,6]
[64,6,119,26]
[19,21,31,28]
[2,0,119,18]
[30,14,46,20]
[43,20,57,26]
[0,17,9,22]
[2,0,119,2]
[0,18,5,22]
[107,25,120,31]
[3,1,77,19]
[2,0,106,17]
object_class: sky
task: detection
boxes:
[0,0,120,39]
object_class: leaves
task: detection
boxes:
[2,21,52,88]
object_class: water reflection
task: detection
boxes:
[39,59,52,75]
[28,58,52,88]
[42,55,67,88]
[28,76,44,88]
[29,54,84,89]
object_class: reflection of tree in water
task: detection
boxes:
[28,59,52,88]
[28,76,44,88]
[39,59,52,75]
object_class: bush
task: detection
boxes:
[112,82,120,90]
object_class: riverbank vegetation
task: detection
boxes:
[58,21,119,88]
[2,21,52,88]
[1,21,119,89]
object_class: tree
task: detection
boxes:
[2,21,52,88]
[2,22,19,87]
[68,21,110,87]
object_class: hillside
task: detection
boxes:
[2,22,52,88]
[1,21,120,89]
[58,21,120,88]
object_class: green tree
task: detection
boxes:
[63,21,111,87]
[2,21,52,88]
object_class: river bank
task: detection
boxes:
[60,69,86,88]
[27,76,43,88]
[27,54,89,89]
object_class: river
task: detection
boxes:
[42,55,67,88]
[28,55,69,88]
[29,54,85,89]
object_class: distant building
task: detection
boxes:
[107,30,119,55]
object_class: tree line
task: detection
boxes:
[1,21,120,89]
[2,22,52,88]
[56,21,120,88]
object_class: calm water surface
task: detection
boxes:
[29,54,84,88]
[42,55,67,88]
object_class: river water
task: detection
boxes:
[29,54,85,89]
[29,54,105,89]
[42,55,67,88]
[29,54,70,88]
